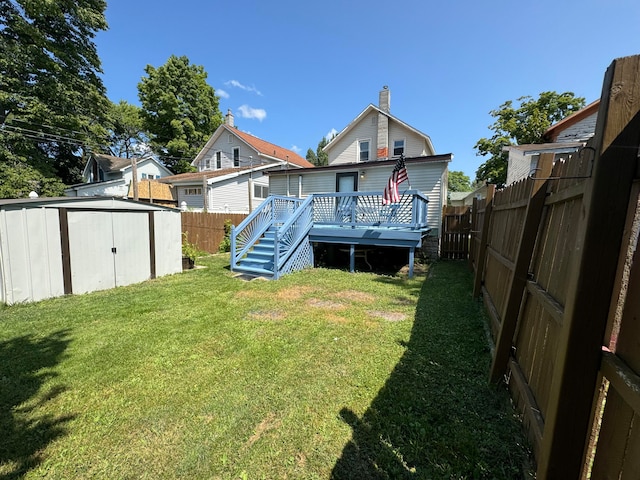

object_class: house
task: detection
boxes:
[504,100,599,185]
[159,110,313,212]
[267,87,450,258]
[0,197,182,304]
[65,153,174,197]
[447,184,490,207]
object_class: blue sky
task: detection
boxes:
[95,0,640,180]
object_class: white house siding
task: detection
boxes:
[206,173,267,213]
[388,123,433,157]
[555,112,598,142]
[177,188,205,210]
[196,137,266,171]
[0,207,65,304]
[506,149,536,185]
[66,180,129,197]
[329,112,379,165]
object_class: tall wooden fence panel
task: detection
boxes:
[181,212,247,253]
[469,54,640,479]
[440,206,471,259]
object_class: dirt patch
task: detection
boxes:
[397,263,430,277]
[245,412,281,448]
[368,310,407,322]
[307,298,345,310]
[339,290,376,303]
[325,313,350,324]
[276,285,315,300]
[247,310,286,321]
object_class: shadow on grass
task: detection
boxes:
[331,261,531,479]
[0,330,74,479]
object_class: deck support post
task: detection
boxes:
[349,244,355,273]
[408,247,415,278]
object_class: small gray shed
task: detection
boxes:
[0,197,182,304]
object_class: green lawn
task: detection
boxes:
[0,255,530,479]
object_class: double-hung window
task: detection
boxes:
[216,151,222,169]
[233,147,240,167]
[359,140,370,162]
[393,139,405,157]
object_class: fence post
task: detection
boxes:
[489,153,553,383]
[472,184,495,298]
[537,54,640,479]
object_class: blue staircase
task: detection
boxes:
[235,227,277,277]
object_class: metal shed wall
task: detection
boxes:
[0,199,182,305]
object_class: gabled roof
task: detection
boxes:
[193,124,314,169]
[323,104,436,154]
[91,153,132,173]
[543,100,600,142]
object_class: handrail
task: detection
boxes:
[273,195,314,277]
[231,196,304,269]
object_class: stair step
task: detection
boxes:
[239,258,274,270]
[247,250,274,259]
[233,265,274,277]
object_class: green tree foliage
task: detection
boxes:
[306,135,331,166]
[107,100,149,158]
[448,170,472,192]
[138,55,223,174]
[474,91,586,187]
[0,0,110,197]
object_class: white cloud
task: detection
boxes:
[237,105,267,122]
[225,80,263,96]
[325,128,338,141]
[290,145,302,154]
[216,89,229,99]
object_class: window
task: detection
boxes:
[216,151,222,169]
[185,187,202,196]
[141,173,148,179]
[359,140,370,162]
[393,139,405,157]
[204,157,211,169]
[233,147,240,167]
[228,134,233,143]
[253,184,269,199]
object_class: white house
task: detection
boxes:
[65,153,175,197]
[504,100,599,185]
[267,87,450,257]
[160,111,314,212]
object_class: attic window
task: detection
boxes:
[216,151,221,169]
[359,140,370,162]
[228,134,233,143]
[393,139,405,157]
[233,147,240,167]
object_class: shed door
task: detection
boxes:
[67,210,151,294]
[67,211,116,294]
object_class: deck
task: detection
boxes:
[230,191,430,279]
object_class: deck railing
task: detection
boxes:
[311,190,429,229]
[230,195,304,270]
[273,195,314,278]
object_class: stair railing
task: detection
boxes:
[273,195,314,279]
[231,196,304,270]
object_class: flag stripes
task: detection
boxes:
[382,156,409,205]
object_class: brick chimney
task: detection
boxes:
[225,109,234,127]
[377,86,390,159]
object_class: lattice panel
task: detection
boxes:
[279,239,313,277]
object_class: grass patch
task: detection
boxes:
[0,255,531,479]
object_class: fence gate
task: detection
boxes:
[440,205,471,259]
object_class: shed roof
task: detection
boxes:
[0,197,177,211]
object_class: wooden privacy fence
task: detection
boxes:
[471,54,640,479]
[440,206,471,259]
[181,212,247,253]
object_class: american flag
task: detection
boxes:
[382,155,409,204]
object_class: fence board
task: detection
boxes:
[441,206,471,259]
[182,212,247,253]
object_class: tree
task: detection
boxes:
[448,170,472,192]
[0,0,110,197]
[474,91,586,187]
[138,55,223,173]
[107,100,149,159]
[306,135,331,166]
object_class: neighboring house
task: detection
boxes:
[267,87,450,257]
[447,184,490,207]
[504,100,599,185]
[160,110,313,212]
[65,153,174,197]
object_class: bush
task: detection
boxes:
[218,219,233,253]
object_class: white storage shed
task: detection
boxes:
[0,197,182,304]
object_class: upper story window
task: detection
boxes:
[216,151,222,169]
[233,148,240,167]
[393,139,405,157]
[359,140,370,162]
